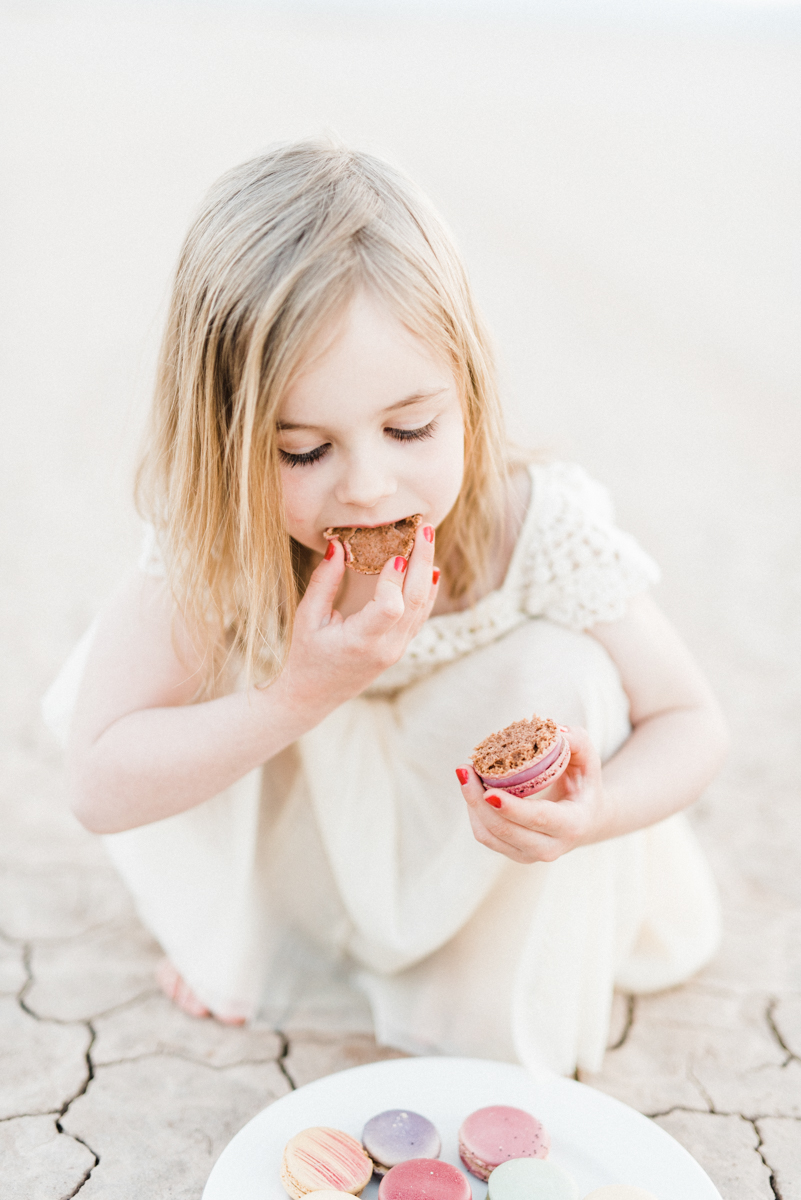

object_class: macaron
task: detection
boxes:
[378,1158,472,1200]
[470,715,570,798]
[323,515,422,574]
[458,1105,550,1180]
[280,1127,374,1199]
[583,1190,659,1199]
[487,1158,580,1200]
[304,1194,361,1198]
[362,1110,441,1174]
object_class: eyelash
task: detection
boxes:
[279,420,438,467]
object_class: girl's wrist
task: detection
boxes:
[252,663,339,746]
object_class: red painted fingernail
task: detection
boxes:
[455,767,469,785]
[485,794,503,809]
[432,568,441,585]
[558,725,569,733]
[394,556,407,572]
[423,525,434,542]
[324,541,336,561]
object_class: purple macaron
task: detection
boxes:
[362,1110,442,1175]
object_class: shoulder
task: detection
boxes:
[515,460,661,630]
[530,460,614,522]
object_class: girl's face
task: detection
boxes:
[277,289,465,555]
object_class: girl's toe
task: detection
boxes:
[156,958,211,1018]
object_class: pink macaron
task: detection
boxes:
[471,715,570,798]
[378,1159,472,1200]
[458,1105,550,1181]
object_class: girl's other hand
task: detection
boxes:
[455,725,609,864]
[279,522,439,713]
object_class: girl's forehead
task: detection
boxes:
[278,291,457,426]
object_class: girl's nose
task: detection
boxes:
[334,450,397,510]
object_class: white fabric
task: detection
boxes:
[42,461,719,1074]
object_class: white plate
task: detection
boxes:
[203,1056,721,1200]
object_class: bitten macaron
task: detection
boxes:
[323,515,422,574]
[458,1105,550,1180]
[378,1159,471,1200]
[281,1127,373,1199]
[362,1110,441,1174]
[471,714,570,798]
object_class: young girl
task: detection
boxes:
[44,140,727,1078]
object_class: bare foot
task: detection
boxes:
[156,959,247,1025]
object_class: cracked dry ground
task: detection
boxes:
[3,733,801,1200]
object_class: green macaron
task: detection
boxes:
[487,1157,580,1200]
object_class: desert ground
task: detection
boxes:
[1,4,800,1197]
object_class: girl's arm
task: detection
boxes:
[457,593,730,863]
[67,530,438,835]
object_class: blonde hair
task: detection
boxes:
[136,139,508,694]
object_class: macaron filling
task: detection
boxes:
[476,735,564,788]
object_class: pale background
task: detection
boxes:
[1,2,800,1197]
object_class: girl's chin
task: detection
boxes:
[288,532,328,555]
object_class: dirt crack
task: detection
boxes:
[766,999,797,1068]
[93,1049,286,1072]
[608,994,636,1051]
[0,1109,60,1122]
[275,1030,296,1090]
[55,1022,99,1195]
[13,943,101,1194]
[645,1103,710,1119]
[687,1063,716,1113]
[750,1118,784,1200]
[59,1131,99,1199]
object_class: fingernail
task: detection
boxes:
[394,556,407,572]
[423,525,434,543]
[485,794,503,809]
[455,767,469,785]
[558,725,569,733]
[432,568,441,585]
[324,541,336,561]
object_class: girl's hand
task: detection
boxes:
[278,523,439,713]
[455,726,610,864]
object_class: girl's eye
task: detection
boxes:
[386,420,438,443]
[279,443,331,468]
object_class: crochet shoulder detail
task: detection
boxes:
[517,461,660,630]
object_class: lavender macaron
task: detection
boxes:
[362,1110,441,1175]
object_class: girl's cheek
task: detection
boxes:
[280,472,324,547]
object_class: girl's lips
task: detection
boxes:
[324,515,418,530]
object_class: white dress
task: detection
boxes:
[42,462,720,1076]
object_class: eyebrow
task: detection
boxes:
[276,387,447,432]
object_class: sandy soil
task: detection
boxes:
[1,5,799,1197]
